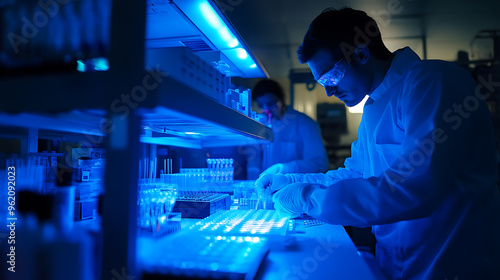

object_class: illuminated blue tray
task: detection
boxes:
[140,232,269,280]
[187,209,289,237]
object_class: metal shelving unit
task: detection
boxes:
[0,0,271,278]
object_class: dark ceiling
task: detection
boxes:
[216,0,500,79]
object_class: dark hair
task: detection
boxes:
[297,7,392,64]
[252,79,285,105]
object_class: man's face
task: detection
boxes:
[308,48,369,107]
[256,93,284,120]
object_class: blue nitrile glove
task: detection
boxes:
[272,183,321,218]
[254,173,291,198]
[260,163,285,176]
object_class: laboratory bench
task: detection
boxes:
[0,1,386,279]
[135,214,387,280]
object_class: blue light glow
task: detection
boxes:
[236,48,248,59]
[77,60,85,72]
[199,1,239,49]
[222,49,265,77]
[210,262,220,271]
[172,0,266,77]
[200,2,222,28]
[93,58,109,71]
[228,39,239,48]
[158,215,167,224]
[218,28,232,43]
[76,57,109,72]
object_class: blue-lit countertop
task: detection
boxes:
[256,223,387,280]
[137,217,386,280]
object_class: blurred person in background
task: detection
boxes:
[246,79,328,179]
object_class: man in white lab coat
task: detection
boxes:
[246,79,328,179]
[256,7,500,279]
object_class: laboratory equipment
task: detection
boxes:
[301,214,326,227]
[74,199,99,221]
[179,167,209,190]
[145,47,229,103]
[77,157,92,182]
[138,210,288,280]
[188,210,290,241]
[137,179,180,236]
[73,147,106,184]
[206,158,234,182]
[225,88,252,116]
[173,193,231,219]
[139,232,269,280]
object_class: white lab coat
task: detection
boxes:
[288,47,500,279]
[247,106,328,177]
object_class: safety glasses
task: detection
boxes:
[316,58,346,87]
[258,99,279,111]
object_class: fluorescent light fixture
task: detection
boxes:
[222,49,263,77]
[185,132,200,135]
[199,1,240,49]
[348,95,369,113]
[200,1,221,28]
[236,48,248,59]
[173,0,267,78]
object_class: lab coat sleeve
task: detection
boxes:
[286,129,365,184]
[304,63,480,227]
[278,115,329,174]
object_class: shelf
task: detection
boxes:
[0,1,271,279]
[0,111,106,136]
[0,72,111,113]
[138,76,273,148]
[0,73,273,148]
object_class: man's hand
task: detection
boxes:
[272,183,321,218]
[254,173,290,198]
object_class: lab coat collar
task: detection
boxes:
[369,47,421,102]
